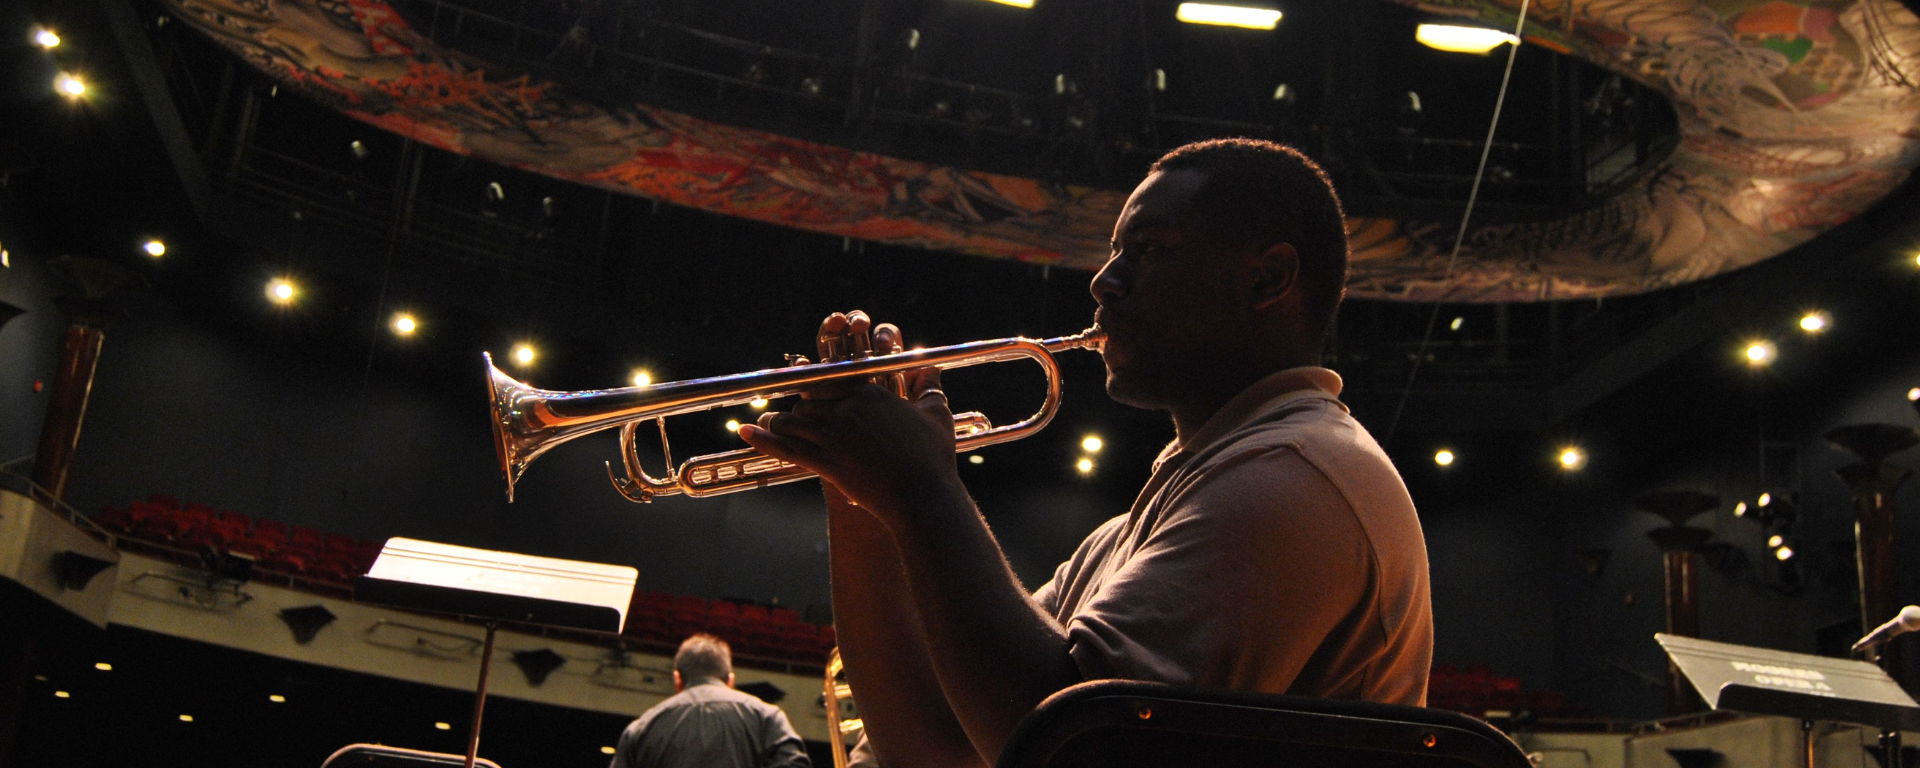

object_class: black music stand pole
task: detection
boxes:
[466,623,498,768]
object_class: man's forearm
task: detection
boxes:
[828,491,982,768]
[889,485,1083,763]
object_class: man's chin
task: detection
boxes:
[1102,371,1163,410]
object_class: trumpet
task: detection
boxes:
[485,328,1105,503]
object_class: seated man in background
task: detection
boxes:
[609,634,811,768]
[741,138,1433,768]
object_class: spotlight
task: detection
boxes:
[266,278,297,305]
[1767,534,1784,548]
[601,747,617,755]
[1907,387,1917,402]
[1798,311,1830,333]
[94,662,111,671]
[1415,24,1518,54]
[143,239,166,257]
[1449,317,1464,332]
[1081,435,1104,453]
[1732,501,1748,517]
[750,397,769,409]
[1557,447,1587,471]
[1743,340,1777,367]
[35,30,61,49]
[54,691,70,699]
[434,722,452,731]
[1152,69,1167,92]
[56,73,86,98]
[725,419,741,432]
[512,343,536,367]
[980,0,1033,6]
[1076,457,1095,474]
[390,313,418,336]
[269,694,286,703]
[631,370,652,388]
[1757,492,1772,508]
[179,714,194,723]
[1774,545,1795,561]
[1271,83,1294,103]
[1175,3,1282,30]
[1434,449,1455,466]
[968,454,985,465]
[349,140,369,160]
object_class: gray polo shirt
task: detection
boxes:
[611,680,811,768]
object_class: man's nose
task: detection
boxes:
[1089,258,1126,306]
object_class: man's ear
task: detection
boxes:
[1250,241,1300,309]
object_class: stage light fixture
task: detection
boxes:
[1757,492,1772,507]
[143,239,166,257]
[54,691,69,699]
[1176,3,1281,29]
[1557,446,1586,471]
[269,694,286,703]
[35,30,61,49]
[1415,24,1518,54]
[512,343,537,367]
[726,419,741,432]
[390,313,418,336]
[1767,534,1784,548]
[981,0,1033,7]
[602,747,617,755]
[179,714,194,722]
[1076,457,1095,474]
[94,662,111,671]
[56,73,86,98]
[631,370,652,388]
[1907,387,1918,402]
[968,454,985,465]
[435,722,452,731]
[751,397,769,409]
[1774,545,1795,561]
[1743,340,1776,367]
[1798,311,1830,333]
[1081,435,1103,453]
[1732,501,1748,517]
[1434,449,1455,466]
[266,278,297,305]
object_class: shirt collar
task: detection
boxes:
[1152,366,1344,471]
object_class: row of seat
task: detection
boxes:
[92,493,840,665]
[1429,665,1588,719]
[623,590,835,660]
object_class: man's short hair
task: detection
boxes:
[1148,138,1349,338]
[674,634,732,683]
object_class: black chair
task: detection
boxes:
[996,681,1535,768]
[320,744,503,768]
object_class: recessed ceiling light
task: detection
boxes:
[35,30,61,49]
[1434,449,1455,466]
[1175,3,1281,30]
[1415,24,1518,54]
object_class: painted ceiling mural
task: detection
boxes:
[166,0,1920,302]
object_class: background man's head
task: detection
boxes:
[1145,137,1349,339]
[673,634,733,687]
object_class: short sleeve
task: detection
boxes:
[1059,446,1372,691]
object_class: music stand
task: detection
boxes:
[1656,633,1920,768]
[355,538,639,768]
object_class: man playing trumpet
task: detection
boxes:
[739,138,1432,768]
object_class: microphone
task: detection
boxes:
[1852,605,1920,655]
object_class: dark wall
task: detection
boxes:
[8,237,1917,719]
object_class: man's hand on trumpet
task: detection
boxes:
[738,310,965,526]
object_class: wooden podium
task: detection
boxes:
[354,538,639,768]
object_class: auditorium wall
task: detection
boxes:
[4,242,1917,719]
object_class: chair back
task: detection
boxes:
[996,680,1535,768]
